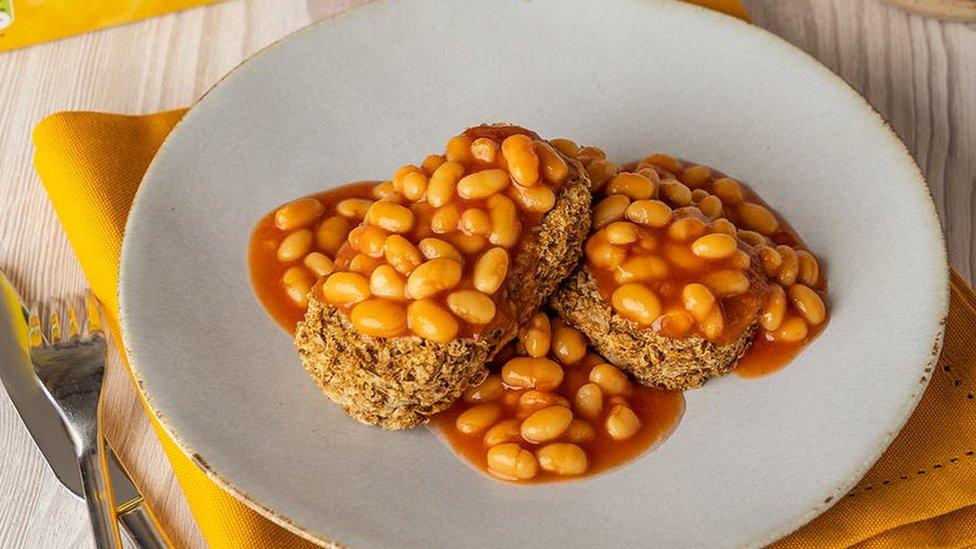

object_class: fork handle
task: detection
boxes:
[79,442,124,549]
[118,497,172,549]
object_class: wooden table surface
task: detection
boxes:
[0,0,973,546]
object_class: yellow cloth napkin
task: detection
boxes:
[0,0,225,52]
[27,3,976,548]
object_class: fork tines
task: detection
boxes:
[28,293,104,347]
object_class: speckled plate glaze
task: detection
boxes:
[118,0,948,546]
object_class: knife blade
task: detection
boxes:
[0,271,168,547]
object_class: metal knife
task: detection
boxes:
[0,272,171,548]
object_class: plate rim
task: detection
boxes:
[118,0,951,545]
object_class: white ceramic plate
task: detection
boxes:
[119,0,948,546]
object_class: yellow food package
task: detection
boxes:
[0,0,224,52]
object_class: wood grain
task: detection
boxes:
[0,0,972,547]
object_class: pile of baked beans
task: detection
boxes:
[445,312,679,482]
[552,140,828,346]
[270,129,573,342]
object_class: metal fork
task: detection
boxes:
[28,295,123,549]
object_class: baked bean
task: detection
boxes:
[681,283,717,321]
[788,284,827,325]
[470,137,499,164]
[336,198,373,219]
[665,242,706,271]
[577,146,607,164]
[712,177,744,205]
[487,443,538,481]
[510,183,556,213]
[666,217,708,241]
[446,290,497,324]
[589,363,631,395]
[463,374,504,403]
[473,248,509,294]
[691,189,709,202]
[586,159,619,191]
[421,154,446,174]
[712,218,737,236]
[691,233,737,259]
[660,179,692,206]
[593,194,631,229]
[501,134,541,187]
[501,357,564,391]
[604,221,640,245]
[369,265,407,300]
[366,201,415,233]
[427,161,464,207]
[760,284,788,331]
[322,272,371,304]
[771,316,809,343]
[399,171,428,202]
[457,168,510,199]
[730,250,752,270]
[586,235,627,270]
[533,141,570,185]
[776,245,799,286]
[574,383,604,420]
[698,195,723,219]
[564,419,596,444]
[383,235,423,275]
[350,298,408,337]
[739,202,779,234]
[459,208,492,236]
[552,322,587,365]
[550,138,580,158]
[612,283,662,325]
[756,244,782,276]
[303,252,334,277]
[406,258,462,299]
[456,403,502,435]
[737,230,768,247]
[637,166,662,184]
[275,198,325,230]
[626,199,673,228]
[418,237,464,264]
[445,135,474,163]
[517,391,571,418]
[607,172,655,200]
[536,443,588,475]
[483,419,522,447]
[348,253,384,276]
[486,194,521,248]
[605,405,641,440]
[520,312,552,358]
[372,181,399,201]
[521,406,573,443]
[447,232,488,256]
[407,298,459,342]
[315,215,352,255]
[613,254,670,283]
[701,269,750,297]
[680,165,711,188]
[657,310,695,338]
[277,229,313,262]
[642,153,681,173]
[348,225,389,258]
[796,250,821,286]
[701,307,725,340]
[282,266,315,307]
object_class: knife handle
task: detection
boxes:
[117,496,173,549]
